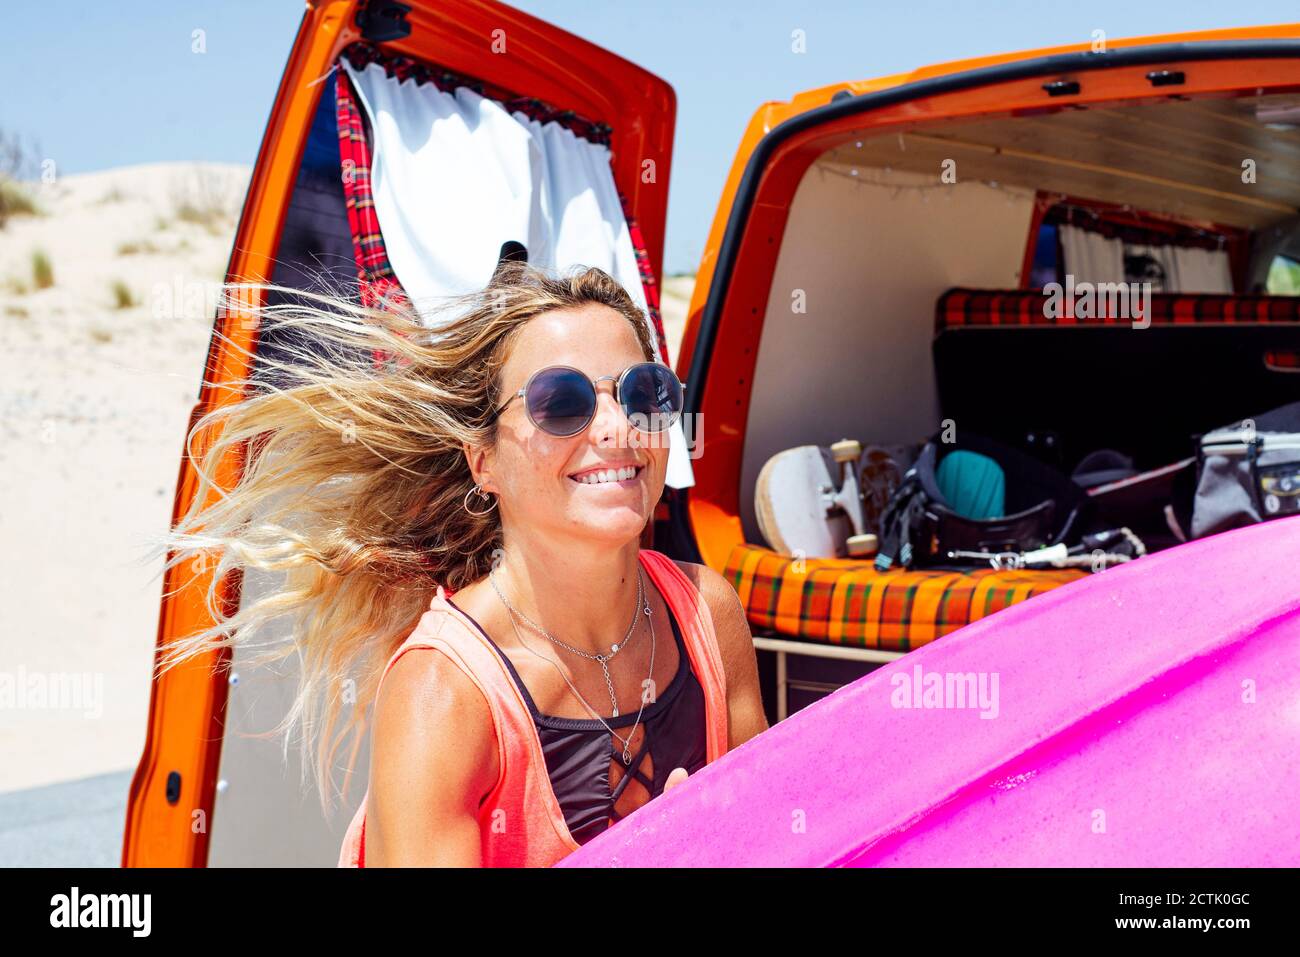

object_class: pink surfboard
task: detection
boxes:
[557,515,1300,867]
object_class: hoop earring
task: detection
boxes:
[463,483,498,516]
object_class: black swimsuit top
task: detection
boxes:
[447,596,708,845]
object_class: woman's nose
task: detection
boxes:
[590,385,636,449]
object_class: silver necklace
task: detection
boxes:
[489,567,646,716]
[489,568,657,765]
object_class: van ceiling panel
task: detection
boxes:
[821,93,1300,229]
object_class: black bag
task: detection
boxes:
[1192,401,1300,539]
[875,432,1086,570]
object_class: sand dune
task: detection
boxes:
[1,162,250,792]
[0,161,693,793]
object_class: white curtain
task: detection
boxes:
[1168,245,1234,293]
[1122,242,1234,293]
[342,60,694,488]
[1059,224,1126,285]
[1122,242,1180,293]
[1063,223,1234,294]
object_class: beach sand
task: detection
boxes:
[0,162,249,794]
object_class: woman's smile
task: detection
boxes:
[566,462,645,488]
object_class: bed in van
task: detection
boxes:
[123,2,1300,866]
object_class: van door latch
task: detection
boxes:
[1042,79,1081,97]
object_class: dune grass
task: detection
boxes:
[168,168,235,234]
[116,239,162,256]
[31,248,53,289]
[0,176,39,227]
[109,278,137,309]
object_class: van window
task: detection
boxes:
[1027,222,1060,289]
[1266,254,1300,295]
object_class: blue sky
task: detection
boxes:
[2,1,1297,273]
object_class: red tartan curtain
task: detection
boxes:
[333,49,670,369]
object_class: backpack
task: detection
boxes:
[1192,401,1300,539]
[875,432,1086,571]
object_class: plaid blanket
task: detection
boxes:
[937,287,1300,328]
[937,287,1300,370]
[723,543,1086,651]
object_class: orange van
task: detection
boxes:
[123,1,1300,865]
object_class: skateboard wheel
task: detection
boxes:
[846,533,878,557]
[831,439,863,462]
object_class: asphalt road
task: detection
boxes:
[0,770,131,867]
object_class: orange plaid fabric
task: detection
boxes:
[723,543,1087,651]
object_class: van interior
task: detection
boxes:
[742,91,1300,548]
[701,86,1300,714]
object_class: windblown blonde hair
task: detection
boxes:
[149,261,657,810]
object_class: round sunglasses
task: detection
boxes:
[488,362,685,437]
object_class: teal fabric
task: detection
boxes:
[936,450,1006,520]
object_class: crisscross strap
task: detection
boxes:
[608,735,655,825]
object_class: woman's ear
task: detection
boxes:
[462,441,495,493]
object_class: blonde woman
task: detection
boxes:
[157,261,767,867]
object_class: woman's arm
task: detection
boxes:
[363,646,498,867]
[676,560,770,751]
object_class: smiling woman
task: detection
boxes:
[147,260,766,868]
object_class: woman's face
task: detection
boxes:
[471,302,670,547]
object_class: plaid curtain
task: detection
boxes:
[334,43,669,367]
[343,43,614,146]
[335,68,411,371]
[617,190,669,365]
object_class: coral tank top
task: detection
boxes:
[449,586,708,845]
[337,549,729,867]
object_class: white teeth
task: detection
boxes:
[574,466,639,485]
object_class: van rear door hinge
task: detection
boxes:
[357,0,412,42]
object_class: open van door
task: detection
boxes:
[123,0,677,867]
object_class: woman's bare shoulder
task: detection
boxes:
[670,559,738,612]
[669,560,751,655]
[670,558,768,747]
[371,640,499,811]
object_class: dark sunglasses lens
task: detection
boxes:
[525,368,595,436]
[621,364,682,432]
